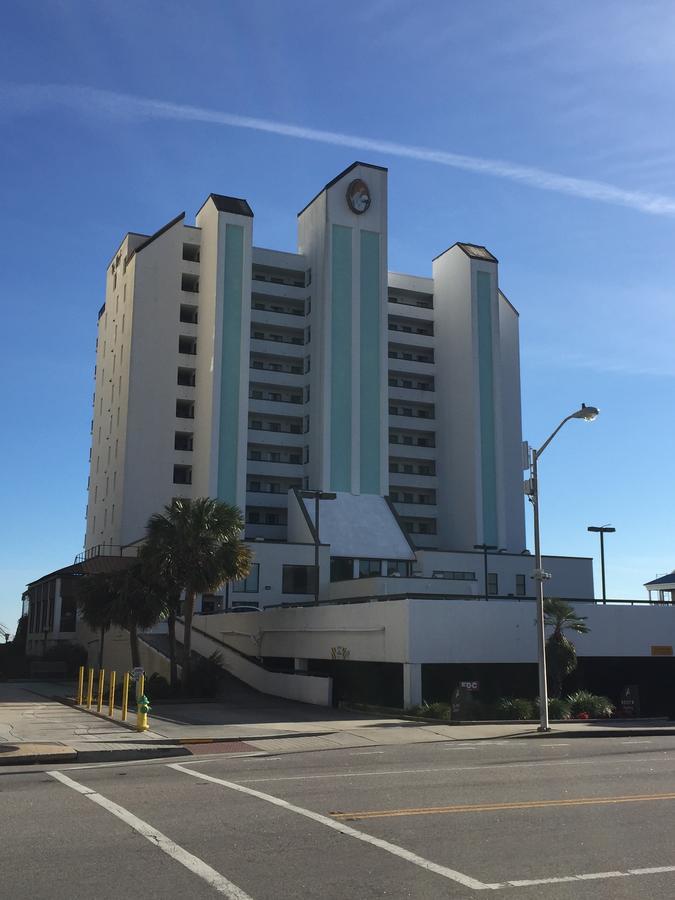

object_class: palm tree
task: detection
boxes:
[110,563,167,670]
[138,548,182,689]
[74,574,117,669]
[544,598,590,698]
[143,498,252,689]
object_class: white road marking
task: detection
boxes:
[191,752,675,785]
[622,740,652,745]
[351,751,385,756]
[48,770,254,900]
[169,762,501,891]
[508,866,675,887]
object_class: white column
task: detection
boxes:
[402,662,422,709]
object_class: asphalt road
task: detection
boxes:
[3,736,675,899]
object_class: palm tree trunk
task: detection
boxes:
[98,626,106,670]
[167,609,178,689]
[182,589,196,693]
[129,621,140,670]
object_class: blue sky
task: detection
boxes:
[2,0,674,633]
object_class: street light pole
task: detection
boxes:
[474,543,497,601]
[531,447,551,732]
[300,490,337,606]
[587,525,616,603]
[528,403,599,733]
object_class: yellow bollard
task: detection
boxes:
[97,669,105,713]
[108,670,116,717]
[86,668,94,708]
[121,672,130,722]
[76,666,84,705]
[136,672,145,703]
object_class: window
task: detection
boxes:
[403,464,413,474]
[176,399,194,419]
[330,558,354,582]
[250,420,262,430]
[249,481,261,492]
[233,563,259,593]
[251,390,263,399]
[389,378,397,387]
[182,243,200,262]
[265,513,280,525]
[290,453,301,464]
[282,565,316,594]
[201,594,222,613]
[389,462,399,473]
[247,511,260,523]
[359,559,381,578]
[387,560,409,576]
[487,573,499,596]
[403,493,414,504]
[180,305,198,324]
[181,273,199,293]
[403,380,412,389]
[178,336,197,355]
[173,464,192,485]
[516,574,527,596]
[403,436,413,445]
[390,491,400,502]
[269,452,280,463]
[174,432,193,451]
[250,450,261,461]
[177,367,196,386]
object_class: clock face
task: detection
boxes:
[346,178,371,214]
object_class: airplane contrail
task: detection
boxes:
[4,82,675,217]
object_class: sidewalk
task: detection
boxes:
[2,681,675,766]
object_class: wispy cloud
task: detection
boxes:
[5,83,675,217]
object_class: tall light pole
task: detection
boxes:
[300,490,337,606]
[587,525,615,603]
[528,403,599,732]
[474,544,497,601]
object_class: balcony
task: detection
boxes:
[248,428,303,446]
[388,385,435,404]
[74,544,138,574]
[387,300,434,320]
[389,471,438,488]
[392,501,437,518]
[247,459,302,478]
[250,278,305,300]
[388,441,436,459]
[249,368,305,387]
[250,338,304,358]
[387,355,436,374]
[388,413,436,432]
[248,397,304,417]
[251,308,304,329]
[245,490,290,508]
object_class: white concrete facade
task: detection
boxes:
[84,161,593,612]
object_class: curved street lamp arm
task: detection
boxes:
[535,414,576,459]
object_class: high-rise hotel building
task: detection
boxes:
[86,161,528,565]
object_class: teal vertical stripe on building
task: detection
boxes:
[476,270,498,546]
[360,230,381,493]
[330,224,352,491]
[217,223,244,504]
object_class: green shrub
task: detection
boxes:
[494,697,536,720]
[145,673,174,700]
[535,696,571,720]
[410,701,452,720]
[189,652,226,698]
[566,690,614,718]
[43,641,87,675]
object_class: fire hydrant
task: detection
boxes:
[136,694,151,732]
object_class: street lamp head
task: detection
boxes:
[588,525,616,534]
[572,403,599,421]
